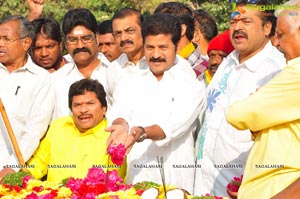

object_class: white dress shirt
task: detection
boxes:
[106,53,148,107]
[109,55,206,194]
[194,41,286,196]
[0,55,54,169]
[52,53,110,120]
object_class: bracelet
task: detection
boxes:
[137,126,147,142]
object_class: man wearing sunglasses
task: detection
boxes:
[51,8,111,120]
[194,0,286,196]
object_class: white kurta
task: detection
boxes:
[109,56,206,194]
[106,53,148,107]
[51,53,110,120]
[194,41,286,196]
[0,55,54,169]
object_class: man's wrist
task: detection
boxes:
[137,126,147,142]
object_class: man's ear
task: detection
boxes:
[264,21,272,38]
[193,29,201,43]
[181,24,187,37]
[22,37,32,51]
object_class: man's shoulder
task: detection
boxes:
[51,63,75,77]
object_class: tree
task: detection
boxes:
[1,0,289,32]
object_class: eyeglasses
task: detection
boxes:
[66,35,95,45]
[0,36,25,45]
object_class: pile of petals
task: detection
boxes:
[66,167,131,198]
[0,167,132,199]
[0,177,71,199]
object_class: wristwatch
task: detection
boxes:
[137,126,147,142]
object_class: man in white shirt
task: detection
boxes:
[52,8,111,119]
[0,15,54,177]
[106,13,205,194]
[194,1,286,197]
[107,8,147,106]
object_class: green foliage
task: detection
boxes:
[0,0,291,32]
[1,171,31,187]
[191,0,230,32]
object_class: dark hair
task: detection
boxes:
[62,8,97,35]
[193,9,218,42]
[0,15,34,39]
[268,15,277,38]
[68,79,107,110]
[142,13,181,46]
[154,2,194,41]
[97,19,113,34]
[31,18,62,46]
[112,8,143,28]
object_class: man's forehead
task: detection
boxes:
[68,26,93,36]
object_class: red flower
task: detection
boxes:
[32,186,44,192]
[107,144,126,165]
[226,175,243,196]
[85,167,106,186]
[22,175,31,188]
[136,189,145,196]
[25,193,39,199]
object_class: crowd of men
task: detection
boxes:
[0,0,300,198]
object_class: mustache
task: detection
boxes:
[232,30,248,39]
[149,57,166,62]
[78,114,92,118]
[209,63,219,68]
[73,47,91,55]
[120,39,134,47]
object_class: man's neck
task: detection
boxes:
[76,57,101,78]
[176,36,191,53]
[199,39,209,57]
[5,55,28,73]
[127,48,144,64]
[239,40,269,63]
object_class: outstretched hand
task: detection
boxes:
[106,123,141,155]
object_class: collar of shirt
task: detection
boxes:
[0,54,44,74]
[229,41,274,72]
[58,53,110,76]
[287,56,300,66]
[115,53,148,70]
[64,116,108,137]
[179,42,195,59]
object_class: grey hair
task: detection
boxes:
[275,0,300,32]
[0,15,34,39]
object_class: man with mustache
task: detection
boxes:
[106,13,205,194]
[194,0,286,196]
[51,8,111,120]
[26,79,125,182]
[106,8,147,106]
[200,30,234,86]
[154,2,209,78]
[227,0,300,198]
